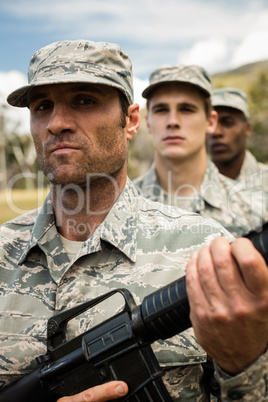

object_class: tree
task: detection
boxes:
[0,102,39,190]
[247,72,268,163]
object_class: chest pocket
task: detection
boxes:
[0,294,49,389]
[152,328,206,367]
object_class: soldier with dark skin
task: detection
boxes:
[1,41,268,401]
[207,87,268,180]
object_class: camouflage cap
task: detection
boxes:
[212,87,249,118]
[7,39,133,107]
[142,65,211,99]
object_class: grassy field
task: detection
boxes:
[0,188,49,225]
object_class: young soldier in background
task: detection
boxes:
[134,65,266,237]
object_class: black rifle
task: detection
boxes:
[1,223,267,402]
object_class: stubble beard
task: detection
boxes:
[35,114,128,188]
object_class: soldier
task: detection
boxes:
[207,87,268,180]
[134,65,267,237]
[0,40,268,402]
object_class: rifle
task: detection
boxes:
[1,223,268,402]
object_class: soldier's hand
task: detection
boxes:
[57,381,128,402]
[186,236,268,375]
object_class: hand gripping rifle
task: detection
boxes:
[1,223,268,402]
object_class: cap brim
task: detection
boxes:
[7,74,132,107]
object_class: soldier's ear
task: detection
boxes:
[207,110,218,134]
[126,103,140,140]
[245,121,251,138]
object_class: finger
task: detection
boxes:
[186,251,211,314]
[186,252,204,303]
[209,237,244,295]
[231,238,268,294]
[194,243,226,304]
[186,248,226,346]
[57,381,128,402]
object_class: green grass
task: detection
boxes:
[0,188,49,225]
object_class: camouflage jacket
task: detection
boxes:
[237,150,268,182]
[0,179,267,401]
[134,160,267,237]
[232,151,268,216]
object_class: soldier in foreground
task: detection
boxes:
[0,40,268,401]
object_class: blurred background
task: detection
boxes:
[1,0,268,223]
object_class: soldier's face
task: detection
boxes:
[146,83,216,162]
[28,83,131,186]
[206,107,251,164]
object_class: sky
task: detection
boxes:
[1,0,268,132]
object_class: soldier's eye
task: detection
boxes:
[78,97,95,105]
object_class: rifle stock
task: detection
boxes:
[1,223,267,402]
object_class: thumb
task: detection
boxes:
[57,381,128,402]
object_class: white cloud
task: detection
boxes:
[1,0,268,144]
[2,0,268,78]
[177,24,268,74]
[0,71,27,97]
[0,71,30,135]
[231,31,268,68]
[2,0,264,44]
[133,77,149,109]
[178,39,229,73]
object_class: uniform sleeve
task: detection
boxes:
[213,349,268,401]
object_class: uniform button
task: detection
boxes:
[227,388,244,400]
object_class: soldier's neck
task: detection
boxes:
[155,150,207,197]
[50,174,126,241]
[213,151,245,180]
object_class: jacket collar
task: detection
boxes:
[18,178,139,266]
[139,160,227,211]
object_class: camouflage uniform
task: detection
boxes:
[134,159,265,238]
[1,179,268,401]
[235,150,268,215]
[233,148,268,206]
[238,150,268,182]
